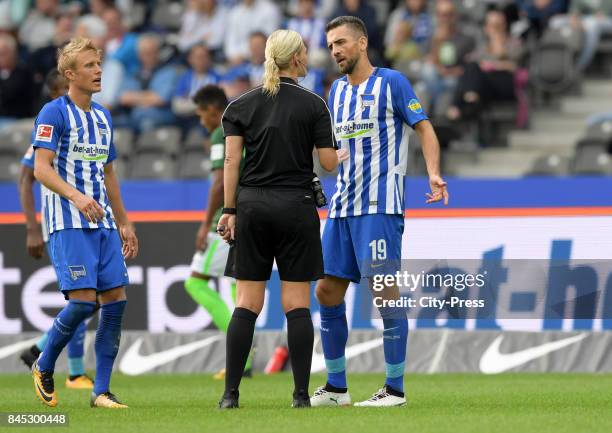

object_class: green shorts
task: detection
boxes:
[189,232,231,278]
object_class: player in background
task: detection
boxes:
[30,37,138,409]
[18,70,95,390]
[310,16,449,407]
[184,85,253,379]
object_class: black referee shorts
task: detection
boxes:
[224,187,324,282]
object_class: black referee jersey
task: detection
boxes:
[222,77,336,188]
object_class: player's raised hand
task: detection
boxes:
[26,227,45,259]
[73,193,106,223]
[426,175,449,205]
[119,223,139,259]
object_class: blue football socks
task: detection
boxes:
[380,307,408,393]
[67,321,87,376]
[38,300,96,373]
[93,300,126,395]
[319,302,349,389]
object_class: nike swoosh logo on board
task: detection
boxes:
[119,334,224,375]
[479,334,587,374]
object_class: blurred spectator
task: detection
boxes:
[75,14,108,49]
[223,31,266,87]
[385,0,432,53]
[299,66,325,96]
[102,7,139,75]
[18,0,59,52]
[224,0,281,64]
[517,0,567,38]
[172,43,221,116]
[549,0,612,70]
[287,0,337,19]
[446,10,522,121]
[178,0,229,57]
[89,0,115,17]
[29,13,74,90]
[421,0,476,113]
[332,0,381,53]
[0,34,34,127]
[75,0,114,44]
[93,57,126,109]
[287,0,327,52]
[385,21,423,72]
[116,34,178,132]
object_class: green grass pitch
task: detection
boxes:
[2,373,612,433]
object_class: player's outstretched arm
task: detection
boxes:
[34,148,106,222]
[414,120,449,205]
[18,164,44,259]
[104,162,139,259]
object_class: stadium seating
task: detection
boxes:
[455,0,488,25]
[177,150,211,179]
[572,140,612,174]
[585,120,612,144]
[0,128,31,156]
[113,128,135,157]
[151,0,184,32]
[0,154,21,181]
[135,126,182,155]
[527,154,570,176]
[130,151,176,179]
[183,127,207,152]
[530,28,581,96]
[112,157,128,180]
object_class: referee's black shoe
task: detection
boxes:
[292,390,311,408]
[219,390,239,409]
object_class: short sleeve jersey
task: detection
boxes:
[327,67,428,218]
[32,95,117,236]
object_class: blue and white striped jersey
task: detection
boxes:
[21,141,50,243]
[328,67,428,218]
[32,95,117,235]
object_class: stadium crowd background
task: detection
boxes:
[0,0,611,179]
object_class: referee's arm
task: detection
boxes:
[313,100,338,171]
[223,135,243,209]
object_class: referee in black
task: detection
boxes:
[217,29,340,409]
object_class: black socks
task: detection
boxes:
[224,307,258,394]
[286,308,314,398]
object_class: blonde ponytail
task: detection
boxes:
[263,57,281,96]
[262,30,305,97]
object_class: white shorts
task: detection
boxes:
[189,232,231,278]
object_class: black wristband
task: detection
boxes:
[222,207,236,215]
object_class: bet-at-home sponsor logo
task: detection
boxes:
[71,144,110,161]
[336,121,375,139]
